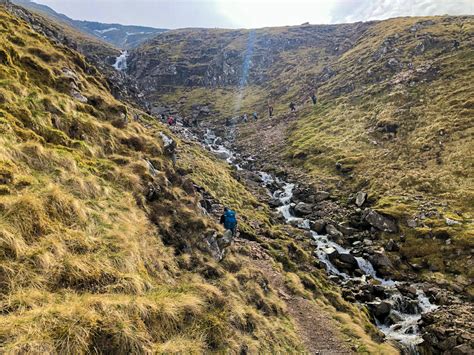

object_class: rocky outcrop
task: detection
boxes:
[363,209,398,233]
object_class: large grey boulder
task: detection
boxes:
[294,202,313,216]
[326,224,344,240]
[363,209,398,232]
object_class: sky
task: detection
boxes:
[32,0,474,29]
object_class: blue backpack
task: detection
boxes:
[224,210,237,229]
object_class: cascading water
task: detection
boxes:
[113,50,128,71]
[199,128,438,353]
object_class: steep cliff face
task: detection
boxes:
[126,16,474,291]
[127,22,373,91]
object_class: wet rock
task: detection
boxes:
[328,250,359,273]
[268,198,283,208]
[368,252,394,277]
[363,209,398,233]
[294,202,313,216]
[367,301,392,321]
[310,219,326,234]
[355,191,367,207]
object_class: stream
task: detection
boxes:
[199,127,438,353]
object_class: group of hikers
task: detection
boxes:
[241,91,318,123]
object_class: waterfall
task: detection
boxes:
[113,50,128,71]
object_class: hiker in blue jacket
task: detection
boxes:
[220,207,238,236]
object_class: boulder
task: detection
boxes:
[355,191,367,207]
[314,191,330,202]
[328,250,359,273]
[326,224,344,240]
[336,223,358,236]
[367,301,392,321]
[363,209,398,233]
[268,198,283,208]
[369,252,394,277]
[294,202,313,216]
[310,219,326,234]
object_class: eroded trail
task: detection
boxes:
[234,238,354,354]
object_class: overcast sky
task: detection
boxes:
[33,0,474,28]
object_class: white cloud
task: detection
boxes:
[331,0,474,23]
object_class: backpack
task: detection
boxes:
[224,210,237,229]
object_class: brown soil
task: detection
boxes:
[235,238,354,355]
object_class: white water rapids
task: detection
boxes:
[200,128,438,353]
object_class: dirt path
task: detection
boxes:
[235,238,354,355]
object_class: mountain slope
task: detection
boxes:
[12,0,167,48]
[126,16,474,289]
[0,4,396,353]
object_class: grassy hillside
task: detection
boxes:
[0,6,396,353]
[129,16,474,288]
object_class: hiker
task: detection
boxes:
[310,92,317,105]
[220,207,237,236]
[289,102,296,112]
[253,112,258,120]
[453,40,460,50]
[242,113,248,123]
[167,116,175,126]
[268,104,274,118]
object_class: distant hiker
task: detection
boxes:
[160,113,166,122]
[225,117,231,126]
[242,113,248,123]
[289,102,296,112]
[310,92,317,105]
[253,112,258,120]
[220,207,238,236]
[268,104,274,118]
[167,116,175,126]
[453,40,460,50]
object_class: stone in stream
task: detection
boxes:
[368,252,395,277]
[214,151,230,160]
[367,300,392,322]
[268,197,283,208]
[310,219,326,234]
[293,202,313,216]
[328,249,359,273]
